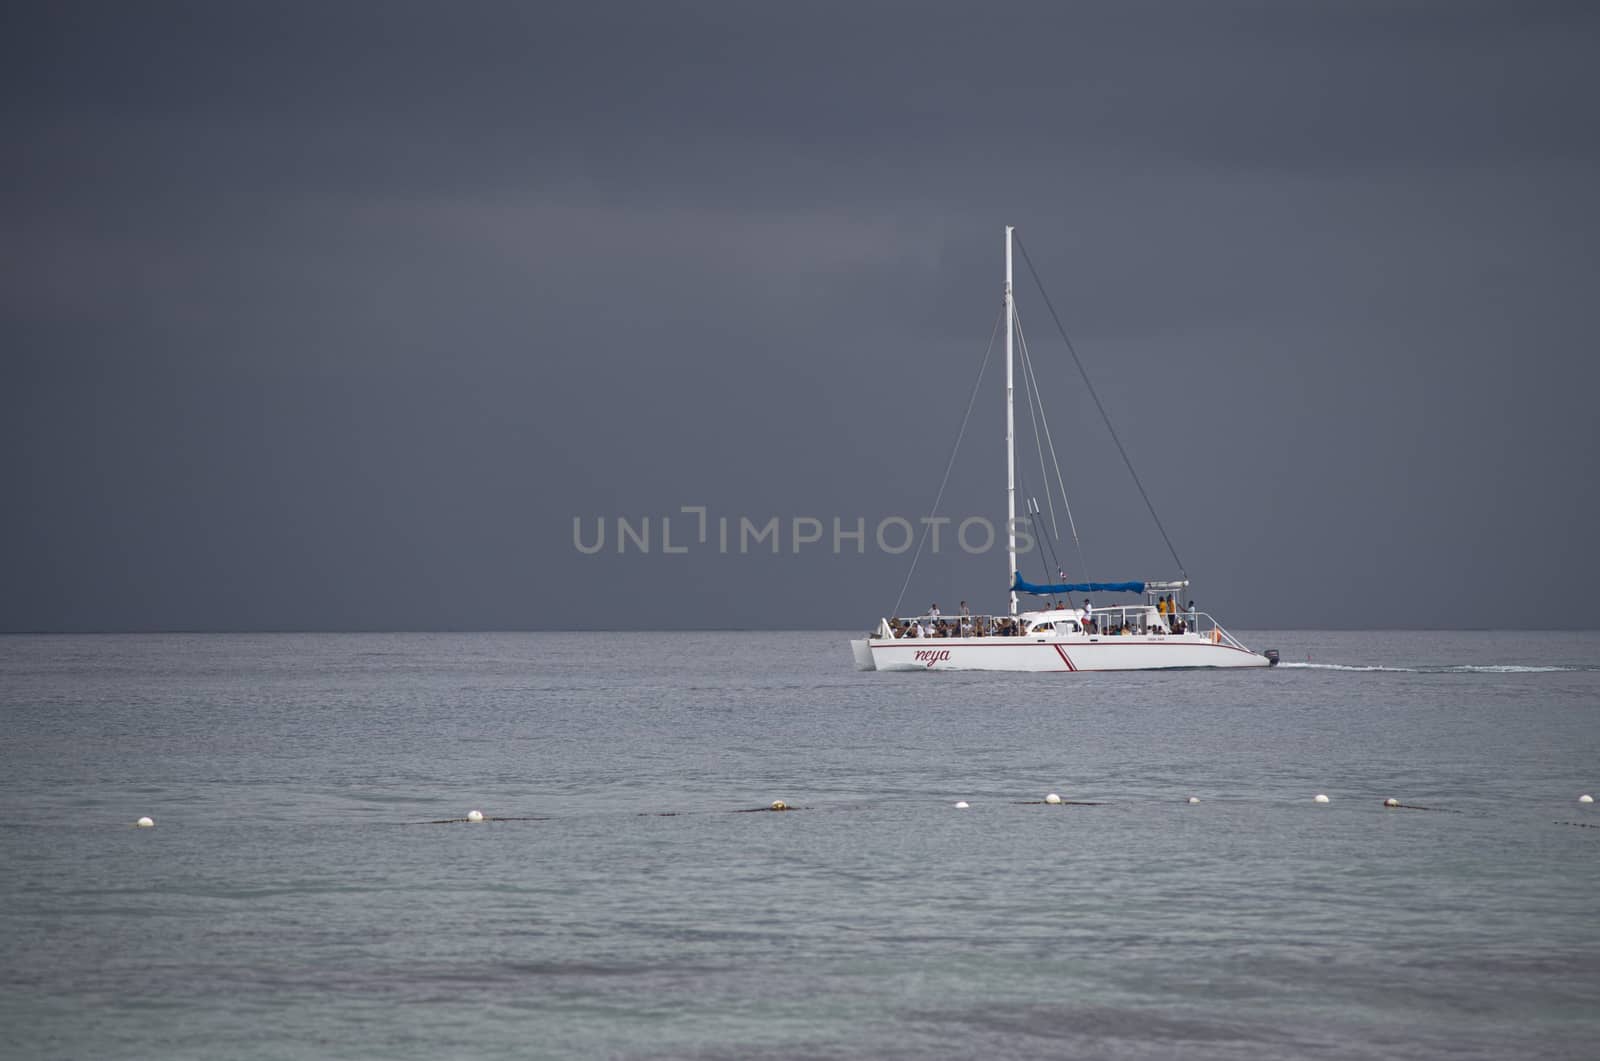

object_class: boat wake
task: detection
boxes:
[1276,662,1409,672]
[1277,662,1587,674]
[1444,664,1584,674]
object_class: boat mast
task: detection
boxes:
[1005,225,1017,617]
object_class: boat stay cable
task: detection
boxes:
[1016,315,1059,540]
[1013,232,1186,580]
[1015,335,1083,602]
[1015,309,1091,586]
[1016,473,1068,608]
[888,306,1004,619]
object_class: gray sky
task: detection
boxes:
[4,1,1597,631]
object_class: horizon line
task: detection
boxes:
[3,626,1600,636]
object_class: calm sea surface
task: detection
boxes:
[1,631,1596,1060]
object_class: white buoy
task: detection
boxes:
[135,816,155,828]
[1313,794,1330,804]
[1186,796,1200,804]
[1383,798,1400,808]
[466,809,484,823]
[1045,793,1062,805]
[954,801,970,809]
[770,800,787,811]
[1581,794,1594,804]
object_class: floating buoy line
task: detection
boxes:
[1018,798,1104,806]
[419,814,552,824]
[121,790,1576,828]
[1380,800,1456,812]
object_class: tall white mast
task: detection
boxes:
[1005,225,1017,616]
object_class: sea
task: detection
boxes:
[1,630,1596,1060]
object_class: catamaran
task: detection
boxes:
[851,226,1277,673]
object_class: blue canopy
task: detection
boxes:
[1012,574,1145,596]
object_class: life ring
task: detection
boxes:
[1210,628,1222,644]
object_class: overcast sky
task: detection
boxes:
[4,1,1597,631]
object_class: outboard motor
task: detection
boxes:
[1263,649,1280,667]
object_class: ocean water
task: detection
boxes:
[1,630,1596,1060]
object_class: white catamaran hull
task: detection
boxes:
[868,635,1269,672]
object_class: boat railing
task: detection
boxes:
[1196,615,1249,650]
[879,614,1062,638]
[877,609,1246,645]
[880,614,1015,638]
[1086,606,1245,645]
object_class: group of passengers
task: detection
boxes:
[1090,595,1197,636]
[888,614,1026,638]
[888,602,1030,638]
[1154,594,1195,635]
[883,597,1202,639]
[1089,595,1194,636]
[905,619,987,638]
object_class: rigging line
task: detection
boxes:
[1015,309,1092,585]
[1013,465,1067,607]
[1028,509,1064,606]
[1014,232,1186,578]
[1015,311,1059,541]
[1032,505,1069,606]
[1011,323,1070,600]
[889,305,1004,619]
